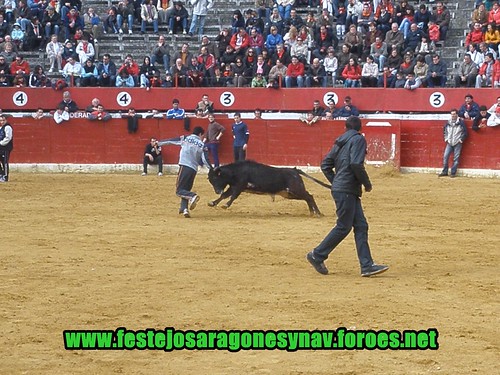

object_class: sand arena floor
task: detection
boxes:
[0,167,498,374]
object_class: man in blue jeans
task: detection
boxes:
[439,109,468,178]
[306,116,389,277]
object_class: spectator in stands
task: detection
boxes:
[200,35,219,60]
[170,57,188,87]
[215,28,231,58]
[312,25,336,61]
[394,71,406,88]
[28,64,49,87]
[62,55,83,86]
[337,44,354,83]
[44,35,62,73]
[116,66,135,87]
[245,9,263,35]
[64,7,84,41]
[323,47,338,86]
[345,0,363,31]
[151,35,170,72]
[197,46,216,85]
[403,71,421,90]
[335,96,359,118]
[168,1,189,35]
[276,0,294,21]
[413,54,428,86]
[42,6,61,41]
[77,58,95,87]
[467,42,484,66]
[357,2,374,34]
[399,52,415,75]
[472,105,490,131]
[475,52,496,87]
[88,104,112,122]
[465,22,485,49]
[454,53,478,88]
[172,43,193,67]
[62,39,77,64]
[117,0,136,34]
[427,20,440,44]
[10,55,30,79]
[16,0,31,32]
[344,23,363,56]
[140,0,159,34]
[1,2,15,25]
[96,53,117,86]
[305,58,326,87]
[253,108,263,119]
[157,0,171,26]
[363,22,382,60]
[360,55,378,87]
[231,10,245,35]
[472,3,489,31]
[187,55,206,86]
[10,23,25,51]
[265,26,283,56]
[75,37,94,64]
[439,109,468,178]
[484,23,500,52]
[426,54,447,87]
[264,7,284,36]
[458,94,480,120]
[251,71,267,87]
[415,35,436,64]
[31,108,46,119]
[370,35,388,72]
[53,103,70,124]
[255,0,273,21]
[403,23,425,55]
[188,0,213,37]
[0,56,10,78]
[479,41,497,59]
[231,57,250,87]
[285,55,305,88]
[118,54,140,85]
[283,8,304,35]
[342,57,361,87]
[0,15,10,45]
[396,0,415,39]
[229,27,250,58]
[84,7,102,39]
[248,27,264,56]
[59,91,79,112]
[374,3,392,37]
[139,56,156,87]
[488,2,500,24]
[414,4,431,33]
[290,36,308,66]
[377,65,396,87]
[431,2,450,41]
[267,58,286,88]
[385,22,404,55]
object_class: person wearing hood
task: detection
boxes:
[306,116,389,278]
[11,23,25,50]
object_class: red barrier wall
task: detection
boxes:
[1,87,499,113]
[9,117,500,171]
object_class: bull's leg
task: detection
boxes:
[208,187,233,207]
[305,194,323,217]
[222,184,245,209]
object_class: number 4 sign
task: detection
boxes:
[116,92,132,107]
[13,91,28,107]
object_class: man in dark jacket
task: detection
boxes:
[306,116,389,277]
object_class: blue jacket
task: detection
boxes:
[232,121,249,147]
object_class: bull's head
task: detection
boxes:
[208,167,228,195]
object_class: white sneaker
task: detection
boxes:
[128,29,132,35]
[169,30,173,34]
[119,28,123,34]
[182,30,187,35]
[141,172,147,176]
[158,172,163,176]
[183,209,190,218]
[48,68,54,73]
[189,195,200,210]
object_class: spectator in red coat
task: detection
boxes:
[465,22,485,49]
[284,55,305,87]
[342,57,361,87]
[229,27,250,58]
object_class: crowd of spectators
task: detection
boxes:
[0,0,499,89]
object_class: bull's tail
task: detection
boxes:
[296,169,331,189]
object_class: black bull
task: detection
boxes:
[207,160,331,216]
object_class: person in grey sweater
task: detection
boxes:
[439,109,468,178]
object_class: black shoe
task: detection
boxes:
[306,251,328,275]
[450,173,456,178]
[361,264,389,277]
[438,172,448,177]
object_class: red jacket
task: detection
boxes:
[286,61,305,77]
[342,64,361,80]
[10,60,30,75]
[465,29,484,47]
[230,33,250,50]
